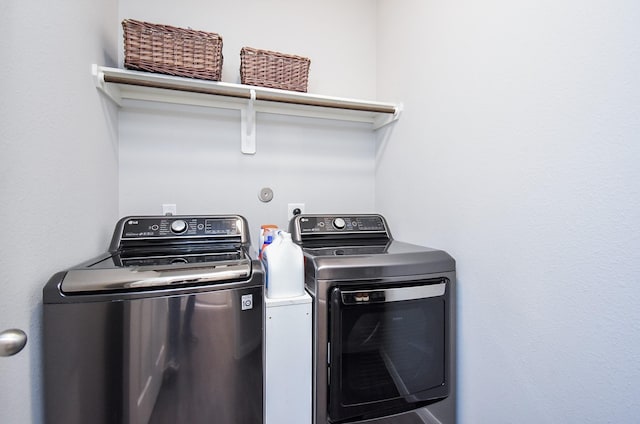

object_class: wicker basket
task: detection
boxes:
[240,47,310,92]
[122,19,223,81]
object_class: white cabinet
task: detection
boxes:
[265,293,312,424]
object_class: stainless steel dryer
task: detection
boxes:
[290,214,456,424]
[43,215,264,424]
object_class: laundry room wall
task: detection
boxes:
[0,1,119,423]
[376,0,640,423]
[117,0,380,234]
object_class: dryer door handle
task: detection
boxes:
[340,283,446,305]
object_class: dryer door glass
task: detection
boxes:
[328,280,449,422]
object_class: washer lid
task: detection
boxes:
[60,258,252,294]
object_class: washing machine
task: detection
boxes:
[43,215,264,424]
[290,214,456,424]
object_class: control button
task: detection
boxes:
[170,219,188,234]
[333,217,346,230]
[151,224,159,231]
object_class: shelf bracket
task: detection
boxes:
[372,103,403,130]
[240,89,257,154]
[91,64,123,106]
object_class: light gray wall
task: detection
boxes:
[0,1,119,423]
[118,102,377,233]
[117,0,380,234]
[376,1,640,422]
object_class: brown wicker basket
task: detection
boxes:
[240,47,310,92]
[122,19,223,81]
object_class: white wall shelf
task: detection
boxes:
[92,64,401,154]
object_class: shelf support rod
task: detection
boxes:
[240,89,257,154]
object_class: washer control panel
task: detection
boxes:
[118,216,243,239]
[295,214,388,236]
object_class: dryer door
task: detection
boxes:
[328,280,450,423]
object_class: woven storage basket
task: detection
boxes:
[240,47,310,92]
[122,19,223,80]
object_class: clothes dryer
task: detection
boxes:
[290,214,456,424]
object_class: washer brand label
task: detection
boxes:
[241,294,253,311]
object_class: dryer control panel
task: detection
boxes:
[290,214,391,241]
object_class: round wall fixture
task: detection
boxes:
[258,187,274,203]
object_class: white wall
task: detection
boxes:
[117,0,380,232]
[376,1,640,422]
[119,103,376,231]
[0,1,119,422]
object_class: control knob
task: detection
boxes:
[333,217,346,230]
[170,219,188,234]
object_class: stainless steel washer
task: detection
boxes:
[290,214,456,424]
[43,215,264,424]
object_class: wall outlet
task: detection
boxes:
[287,203,305,221]
[162,204,177,216]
